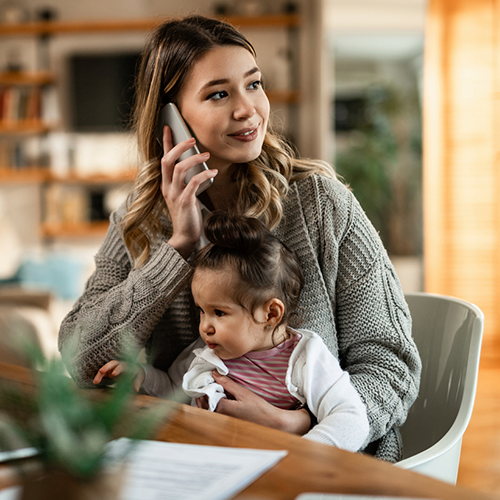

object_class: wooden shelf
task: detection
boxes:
[0,14,300,37]
[0,167,49,183]
[41,220,110,238]
[0,71,55,86]
[0,120,53,134]
[219,14,300,29]
[0,168,136,184]
[46,171,136,184]
[266,89,301,104]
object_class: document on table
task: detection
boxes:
[106,438,288,500]
[0,447,38,463]
[295,495,429,500]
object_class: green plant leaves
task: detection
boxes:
[0,340,170,479]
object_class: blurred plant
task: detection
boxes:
[335,83,422,256]
[0,336,170,480]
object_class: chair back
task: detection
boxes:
[396,292,484,483]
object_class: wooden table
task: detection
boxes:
[0,362,498,500]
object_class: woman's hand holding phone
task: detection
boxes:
[159,125,217,259]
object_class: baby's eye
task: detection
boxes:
[196,306,204,315]
[207,90,228,101]
[248,80,263,90]
[214,309,226,317]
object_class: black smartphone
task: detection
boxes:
[157,102,213,196]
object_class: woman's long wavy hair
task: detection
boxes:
[123,15,335,267]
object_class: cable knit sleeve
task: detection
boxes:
[58,203,194,387]
[321,178,421,455]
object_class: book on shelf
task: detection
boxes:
[0,86,53,124]
[0,136,48,170]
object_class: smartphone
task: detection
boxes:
[157,102,213,196]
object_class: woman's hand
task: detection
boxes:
[196,371,311,436]
[160,125,217,259]
[93,360,145,392]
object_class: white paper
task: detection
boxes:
[0,447,38,463]
[295,495,429,500]
[0,487,19,500]
[106,438,287,500]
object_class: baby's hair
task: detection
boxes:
[193,212,304,334]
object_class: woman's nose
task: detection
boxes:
[233,93,255,120]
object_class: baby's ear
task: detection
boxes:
[264,298,285,326]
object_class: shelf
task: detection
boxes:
[41,220,110,238]
[266,89,301,104]
[0,168,135,184]
[0,167,49,183]
[0,120,53,134]
[0,71,55,86]
[219,14,300,29]
[0,14,300,37]
[46,171,136,184]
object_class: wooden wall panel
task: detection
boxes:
[424,0,500,339]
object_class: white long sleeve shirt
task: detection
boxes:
[141,328,370,452]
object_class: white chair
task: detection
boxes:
[396,292,484,484]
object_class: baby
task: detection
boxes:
[94,212,369,451]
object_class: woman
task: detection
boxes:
[58,15,421,461]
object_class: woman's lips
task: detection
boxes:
[228,126,259,142]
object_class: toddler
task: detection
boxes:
[94,213,369,451]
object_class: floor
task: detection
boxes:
[456,337,500,495]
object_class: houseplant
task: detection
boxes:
[0,337,171,499]
[335,83,422,257]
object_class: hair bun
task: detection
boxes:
[204,212,266,254]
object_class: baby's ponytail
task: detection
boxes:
[194,212,304,330]
[203,213,265,255]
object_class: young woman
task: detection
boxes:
[93,212,370,452]
[58,15,421,462]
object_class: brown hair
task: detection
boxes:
[194,212,304,334]
[122,15,335,267]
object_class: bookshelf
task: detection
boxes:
[0,14,301,36]
[0,13,302,238]
[40,171,136,238]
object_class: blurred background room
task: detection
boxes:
[1,0,499,495]
[0,0,426,345]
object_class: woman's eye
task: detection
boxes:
[207,90,228,101]
[214,309,225,317]
[248,80,263,90]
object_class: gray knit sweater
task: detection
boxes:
[58,174,421,461]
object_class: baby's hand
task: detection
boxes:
[93,360,145,392]
[93,360,124,385]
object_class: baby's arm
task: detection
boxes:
[139,338,205,401]
[295,334,370,452]
[93,360,145,392]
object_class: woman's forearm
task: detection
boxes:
[59,220,193,387]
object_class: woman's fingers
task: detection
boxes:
[213,372,249,400]
[159,128,217,258]
[160,134,194,189]
[212,371,311,435]
[161,124,173,154]
[162,145,211,193]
